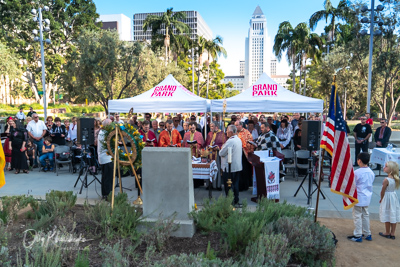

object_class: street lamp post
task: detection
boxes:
[360,0,385,113]
[31,6,51,120]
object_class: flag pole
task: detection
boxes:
[315,75,336,222]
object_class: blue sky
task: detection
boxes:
[94,0,343,76]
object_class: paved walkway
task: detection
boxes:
[0,161,390,220]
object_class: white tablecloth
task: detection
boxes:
[192,160,218,182]
[370,148,400,166]
[252,152,281,199]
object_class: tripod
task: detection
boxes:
[294,153,326,205]
[73,141,101,194]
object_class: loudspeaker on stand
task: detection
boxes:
[301,120,321,151]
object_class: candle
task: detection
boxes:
[228,147,232,163]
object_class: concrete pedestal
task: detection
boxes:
[141,147,195,237]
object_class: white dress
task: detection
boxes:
[379,177,400,223]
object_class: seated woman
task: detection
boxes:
[277,119,291,150]
[39,137,55,171]
[50,117,67,145]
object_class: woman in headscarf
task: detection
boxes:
[9,121,29,174]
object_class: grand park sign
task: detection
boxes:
[252,84,278,97]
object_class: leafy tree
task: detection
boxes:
[0,0,100,104]
[143,8,190,63]
[274,21,309,93]
[0,41,21,80]
[309,0,354,42]
[63,30,188,114]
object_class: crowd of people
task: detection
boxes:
[2,109,399,213]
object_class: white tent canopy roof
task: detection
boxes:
[212,73,324,113]
[108,74,208,113]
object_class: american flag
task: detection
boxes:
[320,82,358,210]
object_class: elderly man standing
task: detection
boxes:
[353,116,372,166]
[255,122,282,153]
[205,122,226,190]
[235,120,253,191]
[172,116,183,132]
[98,119,113,200]
[26,113,47,160]
[220,125,242,206]
[159,120,182,147]
[183,122,204,157]
[373,118,392,170]
[179,122,189,139]
[150,120,161,141]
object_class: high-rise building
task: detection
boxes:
[222,76,245,92]
[133,11,212,42]
[239,61,245,76]
[98,14,132,41]
[244,6,272,88]
[270,58,277,76]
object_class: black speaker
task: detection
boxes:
[77,118,95,145]
[301,120,321,151]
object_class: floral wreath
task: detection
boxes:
[101,122,145,169]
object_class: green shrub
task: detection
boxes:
[223,207,264,253]
[36,191,77,218]
[188,192,235,232]
[74,249,90,267]
[17,244,63,267]
[71,106,83,113]
[18,103,43,110]
[0,103,17,110]
[100,241,130,267]
[240,233,291,267]
[0,195,38,224]
[84,193,142,240]
[0,222,11,266]
[90,106,104,112]
[267,216,336,266]
[156,253,238,267]
[143,213,179,251]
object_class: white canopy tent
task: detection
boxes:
[211,73,324,113]
[108,74,208,113]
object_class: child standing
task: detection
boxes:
[379,161,400,239]
[39,137,55,172]
[348,152,375,242]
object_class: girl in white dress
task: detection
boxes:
[379,161,400,239]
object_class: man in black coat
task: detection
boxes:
[374,118,392,170]
[179,122,189,139]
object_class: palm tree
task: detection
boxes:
[204,36,227,99]
[195,36,207,95]
[143,8,190,63]
[309,0,353,43]
[298,32,323,95]
[273,21,303,93]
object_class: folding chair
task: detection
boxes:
[281,149,298,180]
[54,145,73,176]
[295,150,310,179]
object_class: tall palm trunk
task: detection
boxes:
[291,47,296,93]
[164,27,170,64]
[206,53,210,99]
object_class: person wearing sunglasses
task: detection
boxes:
[114,113,124,124]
